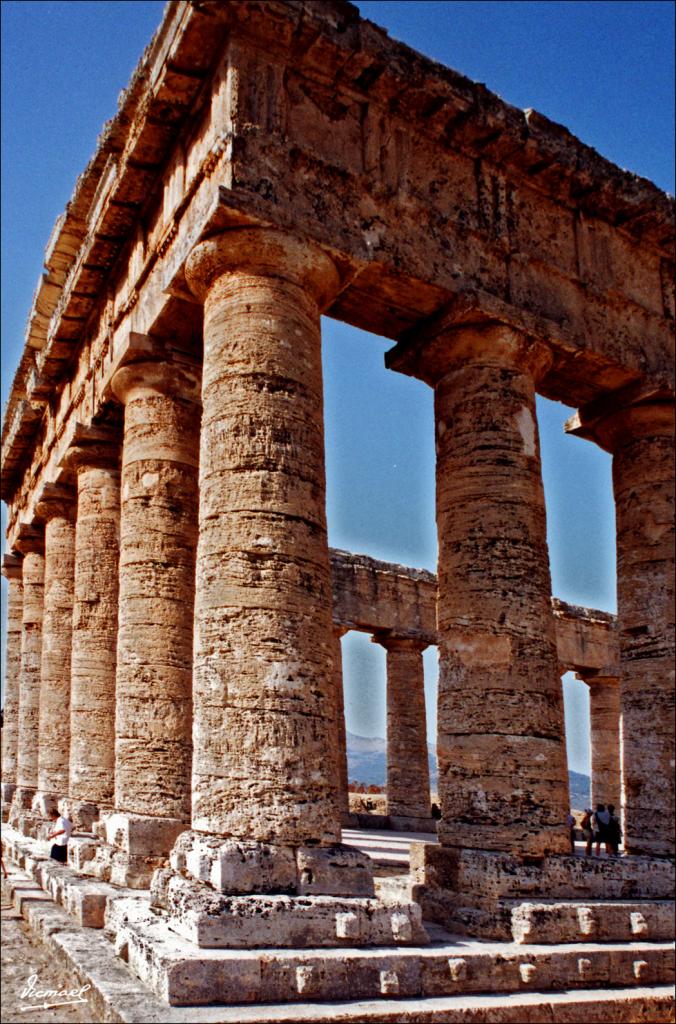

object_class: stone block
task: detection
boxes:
[510,900,675,944]
[109,849,164,889]
[59,799,99,831]
[63,882,110,928]
[32,792,59,816]
[17,813,46,839]
[67,837,100,872]
[182,833,297,894]
[104,812,185,856]
[1,782,17,804]
[161,873,428,949]
[296,843,375,897]
[11,786,36,811]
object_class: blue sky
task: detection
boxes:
[1,1,674,776]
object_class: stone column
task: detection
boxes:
[105,358,200,879]
[585,675,621,812]
[332,625,350,821]
[388,323,570,858]
[172,227,374,899]
[568,399,674,857]
[375,634,433,831]
[11,527,45,823]
[34,487,76,814]
[1,553,23,812]
[67,433,121,819]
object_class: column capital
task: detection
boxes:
[185,227,340,311]
[386,320,553,388]
[372,631,431,653]
[1,553,23,580]
[110,358,201,407]
[565,389,674,454]
[13,523,44,557]
[61,424,121,474]
[34,483,76,524]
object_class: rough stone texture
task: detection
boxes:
[111,358,200,822]
[36,492,76,799]
[184,228,342,845]
[68,443,120,808]
[103,894,674,1008]
[586,676,621,811]
[510,900,676,945]
[390,324,570,857]
[151,871,428,950]
[609,404,674,858]
[375,635,432,827]
[411,841,676,940]
[569,400,675,857]
[14,539,45,794]
[1,555,23,792]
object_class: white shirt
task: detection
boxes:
[53,816,73,846]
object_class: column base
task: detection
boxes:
[32,791,60,817]
[69,812,187,888]
[410,843,676,941]
[1,782,17,821]
[8,787,37,831]
[58,798,101,831]
[151,866,428,949]
[169,831,375,897]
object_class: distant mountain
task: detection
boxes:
[347,732,590,809]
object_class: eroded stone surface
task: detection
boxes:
[36,494,75,799]
[377,635,432,825]
[390,325,570,858]
[69,447,121,808]
[587,676,621,810]
[1,555,23,792]
[151,870,427,950]
[112,359,200,823]
[185,228,343,845]
[15,541,45,794]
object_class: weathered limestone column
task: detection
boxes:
[332,625,350,820]
[166,226,377,903]
[584,674,621,812]
[105,357,200,877]
[568,399,675,857]
[34,487,76,813]
[388,323,570,858]
[1,553,23,812]
[10,527,45,823]
[67,433,121,817]
[375,633,433,831]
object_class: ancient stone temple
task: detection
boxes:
[1,1,674,1020]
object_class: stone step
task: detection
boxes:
[510,899,675,944]
[165,988,676,1023]
[107,896,675,1007]
[3,827,142,928]
[4,860,675,1024]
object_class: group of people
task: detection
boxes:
[579,803,622,856]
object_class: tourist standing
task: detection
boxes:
[607,804,622,856]
[580,809,594,856]
[593,803,611,856]
[46,809,72,863]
